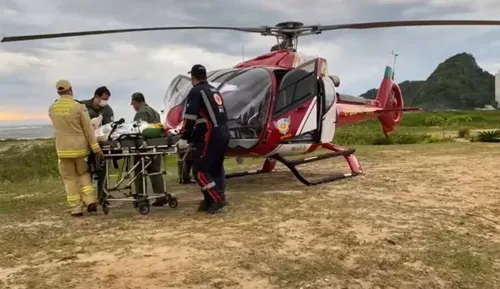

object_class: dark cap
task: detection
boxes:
[130,92,145,104]
[188,64,207,77]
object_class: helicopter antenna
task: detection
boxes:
[391,50,399,80]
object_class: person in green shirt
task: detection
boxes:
[130,92,167,206]
[131,92,161,123]
[81,86,114,125]
[81,86,113,205]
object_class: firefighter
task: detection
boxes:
[49,80,104,217]
[177,64,230,214]
[130,92,167,206]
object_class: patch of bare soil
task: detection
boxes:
[1,143,500,289]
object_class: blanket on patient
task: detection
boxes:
[93,119,165,142]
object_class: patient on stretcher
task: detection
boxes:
[94,118,167,143]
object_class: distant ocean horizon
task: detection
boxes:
[0,124,55,140]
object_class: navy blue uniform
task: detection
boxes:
[180,81,230,207]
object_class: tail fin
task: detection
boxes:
[375,53,419,136]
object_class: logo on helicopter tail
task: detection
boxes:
[274,116,291,135]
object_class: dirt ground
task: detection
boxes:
[1,142,500,289]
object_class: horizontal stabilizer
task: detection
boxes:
[375,107,421,113]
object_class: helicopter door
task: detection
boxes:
[272,58,321,142]
[318,74,337,143]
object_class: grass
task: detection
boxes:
[334,110,500,146]
[1,140,500,288]
[1,110,498,184]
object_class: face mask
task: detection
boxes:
[99,100,108,107]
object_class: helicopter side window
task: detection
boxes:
[274,62,317,115]
[213,67,272,140]
[208,68,241,86]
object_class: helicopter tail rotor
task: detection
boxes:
[374,53,420,135]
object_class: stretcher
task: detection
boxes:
[95,119,181,215]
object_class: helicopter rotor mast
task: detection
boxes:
[262,21,317,51]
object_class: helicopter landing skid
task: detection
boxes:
[225,143,363,186]
[272,143,363,186]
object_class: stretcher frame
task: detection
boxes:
[97,130,180,215]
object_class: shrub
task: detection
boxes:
[399,110,500,128]
[0,142,59,183]
[423,115,446,126]
[449,115,473,124]
[334,129,432,146]
[474,130,500,143]
[457,128,470,138]
[425,136,455,143]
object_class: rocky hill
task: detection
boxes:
[360,53,497,110]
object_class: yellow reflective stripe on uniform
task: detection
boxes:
[90,143,100,150]
[52,101,77,116]
[81,185,94,195]
[67,195,80,206]
[57,149,90,158]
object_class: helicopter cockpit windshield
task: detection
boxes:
[164,67,272,146]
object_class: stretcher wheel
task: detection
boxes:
[138,203,150,215]
[102,201,110,215]
[168,198,178,208]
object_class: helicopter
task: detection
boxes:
[3,20,500,186]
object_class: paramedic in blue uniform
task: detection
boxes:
[177,64,230,214]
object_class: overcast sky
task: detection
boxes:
[1,0,500,125]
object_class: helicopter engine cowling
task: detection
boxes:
[329,75,340,87]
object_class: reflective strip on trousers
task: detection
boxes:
[200,90,219,127]
[81,185,94,196]
[202,181,216,190]
[67,195,80,207]
[196,118,206,124]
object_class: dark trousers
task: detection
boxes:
[177,150,194,183]
[87,152,106,204]
[133,155,165,196]
[192,130,229,204]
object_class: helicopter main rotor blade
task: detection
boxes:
[4,19,500,43]
[313,20,500,31]
[1,26,266,43]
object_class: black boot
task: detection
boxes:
[87,203,97,213]
[196,192,211,212]
[196,199,210,212]
[206,197,228,214]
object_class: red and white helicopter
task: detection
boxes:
[3,20,500,186]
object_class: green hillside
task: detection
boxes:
[360,53,497,110]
